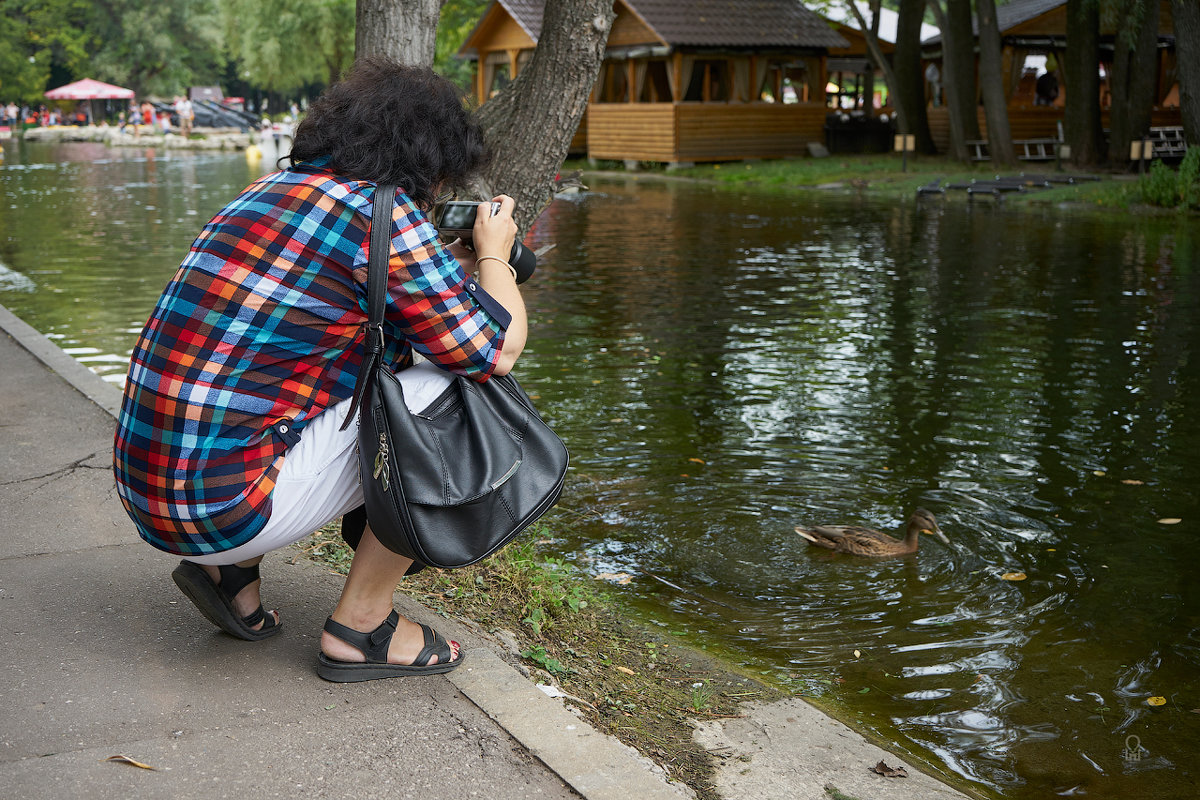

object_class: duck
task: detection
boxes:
[795,508,948,557]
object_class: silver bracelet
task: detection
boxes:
[476,255,517,281]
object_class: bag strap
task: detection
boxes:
[340,183,398,431]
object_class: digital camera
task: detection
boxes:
[435,200,536,284]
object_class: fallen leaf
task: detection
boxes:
[595,572,633,585]
[1121,479,1145,485]
[1001,572,1027,581]
[1147,696,1167,706]
[870,760,909,778]
[688,458,706,464]
[105,755,156,770]
[1094,470,1106,477]
[853,649,861,659]
[616,666,636,676]
[1158,518,1182,525]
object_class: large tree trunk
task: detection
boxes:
[1108,0,1160,166]
[894,0,936,153]
[1170,0,1200,144]
[356,0,442,65]
[1064,0,1105,164]
[976,0,1016,166]
[927,0,968,161]
[474,0,614,234]
[946,0,980,141]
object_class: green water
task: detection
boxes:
[4,139,1200,799]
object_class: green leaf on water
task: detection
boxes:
[858,687,871,694]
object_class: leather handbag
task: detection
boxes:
[341,183,568,571]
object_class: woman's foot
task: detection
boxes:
[199,563,280,631]
[171,559,281,640]
[320,609,459,666]
[316,609,463,682]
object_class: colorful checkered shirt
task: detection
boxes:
[113,162,508,555]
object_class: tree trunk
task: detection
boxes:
[474,0,615,234]
[1108,0,1160,166]
[894,0,936,153]
[946,0,980,140]
[845,1,903,129]
[1171,0,1200,144]
[976,0,1016,166]
[928,0,968,161]
[861,4,881,118]
[356,0,442,65]
[1064,0,1105,164]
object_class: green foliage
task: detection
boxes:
[88,0,224,96]
[220,0,354,93]
[1137,149,1200,210]
[435,0,489,92]
[520,645,572,676]
[0,0,93,103]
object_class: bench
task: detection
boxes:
[966,137,1063,162]
[1147,126,1187,159]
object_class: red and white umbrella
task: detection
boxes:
[44,78,135,100]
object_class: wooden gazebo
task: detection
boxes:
[459,0,849,165]
[921,0,1182,154]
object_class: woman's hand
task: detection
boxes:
[471,195,517,263]
[470,194,526,375]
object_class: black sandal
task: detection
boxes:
[316,610,463,682]
[171,560,281,641]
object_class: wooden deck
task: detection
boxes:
[586,102,828,163]
[928,105,1185,158]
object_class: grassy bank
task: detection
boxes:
[568,152,1170,212]
[297,513,782,799]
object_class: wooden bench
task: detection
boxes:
[1147,126,1187,159]
[966,138,1063,162]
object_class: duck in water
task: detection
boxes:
[795,508,948,556]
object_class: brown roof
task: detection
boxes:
[494,0,847,50]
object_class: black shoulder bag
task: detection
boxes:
[340,184,568,571]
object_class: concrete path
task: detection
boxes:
[0,305,687,800]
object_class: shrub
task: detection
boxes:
[1137,147,1200,209]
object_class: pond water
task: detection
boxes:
[3,139,1200,800]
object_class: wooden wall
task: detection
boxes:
[586,102,828,162]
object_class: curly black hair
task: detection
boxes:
[288,58,489,209]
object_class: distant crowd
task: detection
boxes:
[0,96,195,135]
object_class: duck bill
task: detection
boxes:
[925,527,950,545]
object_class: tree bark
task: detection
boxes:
[1064,0,1105,164]
[928,0,968,161]
[861,3,882,118]
[1108,0,1160,166]
[976,0,1016,166]
[1170,0,1200,144]
[474,0,615,234]
[845,2,902,128]
[945,0,980,140]
[894,0,936,153]
[356,0,442,65]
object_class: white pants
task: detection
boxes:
[184,362,453,565]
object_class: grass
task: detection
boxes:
[296,513,781,799]
[566,152,1173,212]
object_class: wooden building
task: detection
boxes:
[921,0,1182,154]
[459,0,849,165]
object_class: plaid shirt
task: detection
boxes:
[114,162,508,555]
